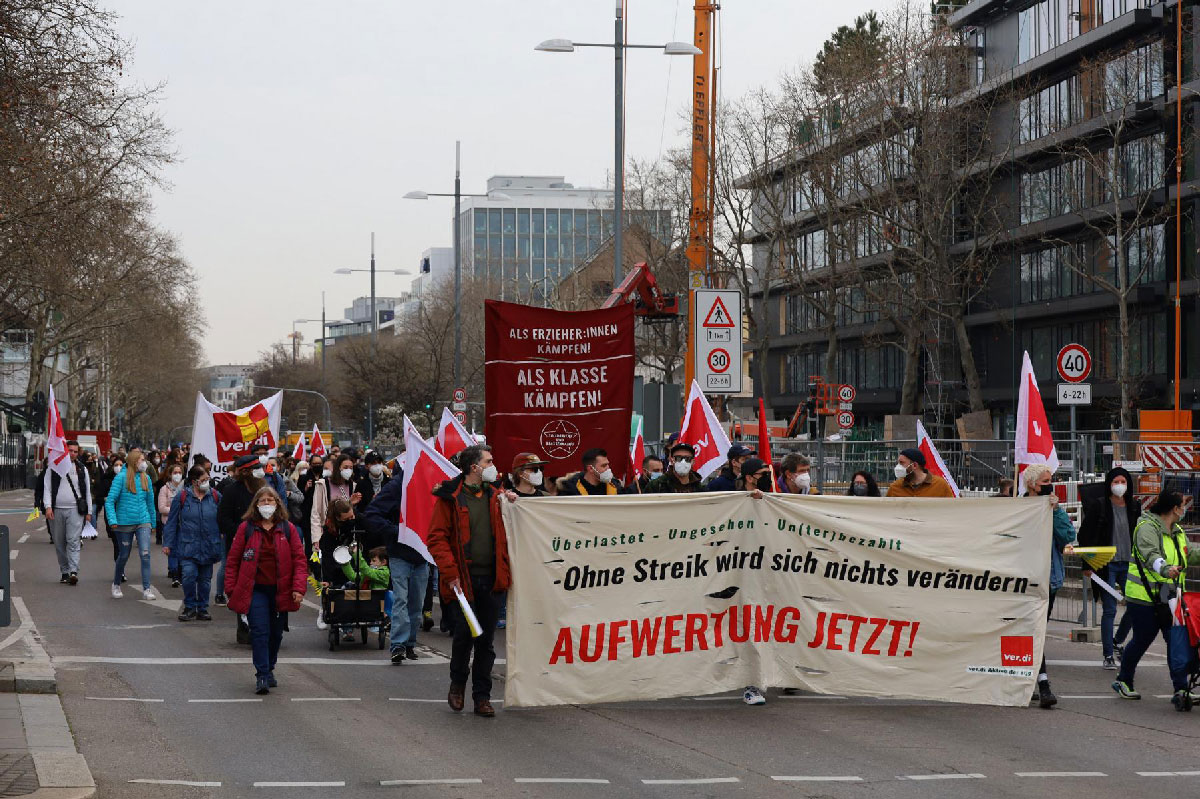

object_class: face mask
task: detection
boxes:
[197,481,210,494]
[171,473,183,484]
[369,464,384,477]
[322,468,332,479]
[480,464,498,483]
[674,460,692,476]
[526,470,543,487]
[852,482,868,497]
[596,467,614,484]
[114,465,123,473]
[1038,484,1054,497]
[647,471,663,481]
[1111,482,1127,498]
[251,468,265,479]
[338,519,355,535]
[137,461,148,473]
[792,472,812,491]
[893,464,908,480]
[340,468,354,481]
[258,455,268,465]
[756,474,773,491]
[257,504,276,519]
[299,464,309,473]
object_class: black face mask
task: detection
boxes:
[851,483,869,496]
[755,474,773,491]
[1038,484,1054,496]
[338,519,356,537]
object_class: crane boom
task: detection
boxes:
[684,2,718,387]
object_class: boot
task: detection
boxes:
[1038,679,1057,709]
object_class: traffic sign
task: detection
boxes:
[453,410,467,425]
[695,289,742,394]
[838,384,856,403]
[452,386,467,412]
[452,387,467,403]
[1057,383,1092,406]
[837,410,855,429]
[1056,344,1091,383]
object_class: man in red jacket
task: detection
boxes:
[427,444,512,718]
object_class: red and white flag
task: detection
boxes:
[1015,350,1059,494]
[630,416,646,483]
[679,380,732,480]
[46,385,72,477]
[309,424,327,458]
[399,416,460,564]
[291,434,306,462]
[916,420,960,497]
[435,407,475,460]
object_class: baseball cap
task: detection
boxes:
[728,443,756,459]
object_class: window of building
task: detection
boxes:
[488,209,502,235]
[517,209,530,235]
[503,208,516,234]
[474,210,487,236]
[533,209,544,234]
[546,210,559,236]
[1104,41,1164,111]
[561,211,574,236]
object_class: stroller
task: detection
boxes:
[1170,591,1200,711]
[320,542,390,651]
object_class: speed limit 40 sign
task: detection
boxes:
[1056,344,1092,383]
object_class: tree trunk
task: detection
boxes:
[1116,294,1132,434]
[823,314,838,384]
[952,310,986,412]
[899,327,922,415]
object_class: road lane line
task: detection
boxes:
[130,779,222,787]
[9,549,17,559]
[0,598,34,654]
[1059,695,1113,699]
[188,698,263,703]
[515,778,610,784]
[777,695,847,700]
[772,776,863,782]
[1015,772,1106,777]
[290,697,360,702]
[641,778,740,785]
[899,774,986,780]
[253,781,345,787]
[17,535,28,544]
[85,696,163,702]
[1138,772,1200,777]
[380,779,483,786]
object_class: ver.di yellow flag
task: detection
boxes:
[1072,546,1117,570]
[25,509,40,522]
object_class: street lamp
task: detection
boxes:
[333,233,411,443]
[537,2,700,288]
[405,145,512,386]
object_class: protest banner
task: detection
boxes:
[502,493,1051,708]
[188,392,283,479]
[484,300,635,479]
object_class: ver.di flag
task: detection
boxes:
[679,380,732,480]
[630,416,645,487]
[188,392,283,479]
[435,407,475,460]
[292,433,306,462]
[45,385,72,477]
[398,417,460,564]
[916,420,960,497]
[309,424,327,458]
[1015,351,1059,494]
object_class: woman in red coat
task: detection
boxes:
[223,487,307,695]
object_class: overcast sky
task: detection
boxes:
[107,0,879,365]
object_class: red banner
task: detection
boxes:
[485,301,635,481]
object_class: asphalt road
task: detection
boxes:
[4,489,1200,799]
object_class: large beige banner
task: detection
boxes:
[502,493,1052,708]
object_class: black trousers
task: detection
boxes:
[449,575,503,701]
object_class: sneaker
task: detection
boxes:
[213,593,227,606]
[60,574,69,584]
[142,589,155,601]
[111,584,123,599]
[1172,690,1192,711]
[267,673,278,689]
[743,686,766,705]
[255,677,270,695]
[316,610,328,631]
[390,649,406,665]
[68,572,78,585]
[195,609,212,621]
[1112,680,1141,700]
[1102,656,1117,670]
[170,578,181,588]
[1037,680,1057,709]
[422,611,433,632]
[177,607,196,622]
[405,646,418,660]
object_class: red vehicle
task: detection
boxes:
[65,430,117,458]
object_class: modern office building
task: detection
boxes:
[205,364,254,411]
[455,175,671,300]
[749,0,1197,433]
[411,246,454,300]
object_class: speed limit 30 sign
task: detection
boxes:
[1056,344,1092,383]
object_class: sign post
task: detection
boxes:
[451,387,467,413]
[1056,343,1092,482]
[694,289,742,394]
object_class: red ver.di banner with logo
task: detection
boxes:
[485,300,635,480]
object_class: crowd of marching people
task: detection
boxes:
[34,434,1197,713]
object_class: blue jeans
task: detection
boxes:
[248,585,285,679]
[114,525,152,590]
[1100,562,1132,658]
[384,590,394,619]
[180,559,214,611]
[388,558,429,651]
[1117,602,1189,691]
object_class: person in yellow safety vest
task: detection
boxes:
[1112,489,1199,707]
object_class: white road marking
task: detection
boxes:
[85,696,164,703]
[1058,695,1114,699]
[772,776,863,782]
[777,695,847,700]
[899,774,986,780]
[53,655,446,666]
[290,697,360,702]
[1015,772,1107,777]
[388,697,503,704]
[253,781,345,788]
[9,570,14,584]
[515,778,610,784]
[0,597,35,653]
[9,549,17,559]
[641,778,740,785]
[1048,659,1162,667]
[188,698,264,704]
[17,535,28,544]
[130,779,222,787]
[380,779,483,786]
[688,696,738,701]
[1138,772,1200,777]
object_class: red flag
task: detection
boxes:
[757,398,773,467]
[435,407,476,460]
[916,420,960,497]
[630,417,646,482]
[399,417,460,563]
[679,380,732,479]
[213,402,271,447]
[46,385,72,477]
[310,424,327,458]
[1015,350,1059,494]
[291,434,306,462]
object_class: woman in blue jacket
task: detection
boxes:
[105,449,158,600]
[162,465,223,621]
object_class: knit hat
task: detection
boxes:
[898,448,926,468]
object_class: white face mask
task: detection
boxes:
[137,461,148,473]
[526,470,543,487]
[674,460,692,476]
[596,467,613,484]
[894,463,908,480]
[257,504,276,519]
[258,455,268,465]
[197,481,210,494]
[322,468,332,479]
[299,464,309,473]
[1111,482,1127,498]
[340,468,354,481]
[171,473,183,484]
[792,472,812,490]
[480,464,498,483]
[251,468,265,479]
[369,464,384,477]
[647,470,663,481]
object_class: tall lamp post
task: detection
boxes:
[404,151,511,387]
[334,234,409,443]
[536,3,700,288]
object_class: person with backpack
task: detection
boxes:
[104,449,158,600]
[163,465,223,622]
[41,439,92,585]
[223,487,307,694]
